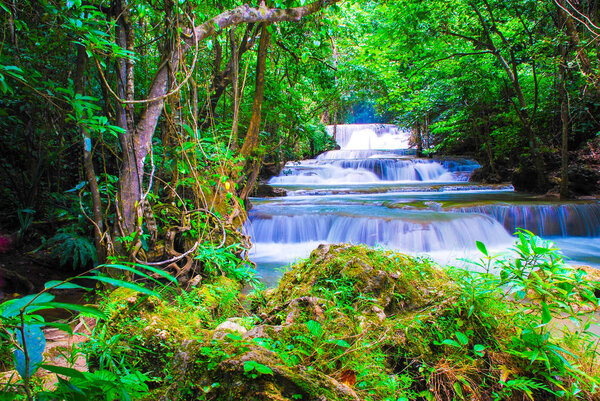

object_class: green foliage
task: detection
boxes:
[0,263,176,400]
[195,242,258,286]
[42,231,97,269]
[466,229,600,398]
[37,369,149,401]
[243,360,273,377]
[38,241,598,400]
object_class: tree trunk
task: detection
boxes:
[469,0,547,191]
[106,1,340,233]
[114,0,140,236]
[75,45,105,263]
[239,24,271,200]
[559,45,570,199]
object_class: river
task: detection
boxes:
[245,124,600,285]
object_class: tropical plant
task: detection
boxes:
[0,263,175,400]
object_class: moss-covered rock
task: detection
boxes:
[88,276,243,379]
[264,244,450,316]
[95,244,600,400]
[154,339,360,401]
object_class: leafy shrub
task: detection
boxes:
[42,231,97,269]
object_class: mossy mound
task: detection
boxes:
[95,244,599,400]
[88,276,243,379]
[265,244,450,316]
[143,245,514,400]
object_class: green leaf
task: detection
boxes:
[453,382,464,399]
[44,281,91,291]
[14,324,46,379]
[79,275,159,297]
[42,321,73,335]
[326,339,350,348]
[473,344,485,357]
[37,302,107,319]
[455,332,468,346]
[476,241,488,256]
[255,363,273,375]
[104,263,177,284]
[1,293,55,318]
[306,320,323,338]
[441,339,461,347]
[541,302,552,325]
[40,364,85,379]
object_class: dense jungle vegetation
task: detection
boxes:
[1,0,600,400]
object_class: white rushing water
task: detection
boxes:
[248,124,600,285]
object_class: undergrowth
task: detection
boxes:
[1,231,598,400]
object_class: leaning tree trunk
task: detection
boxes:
[239,23,271,201]
[74,44,105,263]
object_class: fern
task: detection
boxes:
[505,377,555,397]
[44,232,97,269]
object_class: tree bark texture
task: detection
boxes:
[559,44,571,199]
[74,45,105,263]
[239,24,271,200]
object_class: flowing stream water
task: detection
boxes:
[245,124,600,285]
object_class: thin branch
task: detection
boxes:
[408,51,493,77]
[560,0,600,35]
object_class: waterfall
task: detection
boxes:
[247,213,513,252]
[325,124,407,148]
[269,126,480,185]
[249,123,600,283]
[453,202,600,237]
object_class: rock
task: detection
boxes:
[158,340,195,401]
[568,165,600,195]
[213,319,248,340]
[512,164,544,192]
[469,166,505,184]
[253,184,288,198]
[0,266,34,296]
[264,244,448,317]
[158,344,360,401]
[371,305,386,322]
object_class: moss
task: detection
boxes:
[96,244,600,400]
[0,339,12,372]
[266,244,449,315]
[88,276,243,381]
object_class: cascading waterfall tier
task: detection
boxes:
[326,124,410,149]
[269,128,481,185]
[452,202,600,237]
[249,212,513,252]
[248,124,600,285]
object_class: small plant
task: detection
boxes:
[42,230,97,269]
[468,229,600,398]
[195,242,259,286]
[243,360,273,378]
[0,262,175,400]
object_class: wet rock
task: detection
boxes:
[253,184,288,198]
[213,319,248,340]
